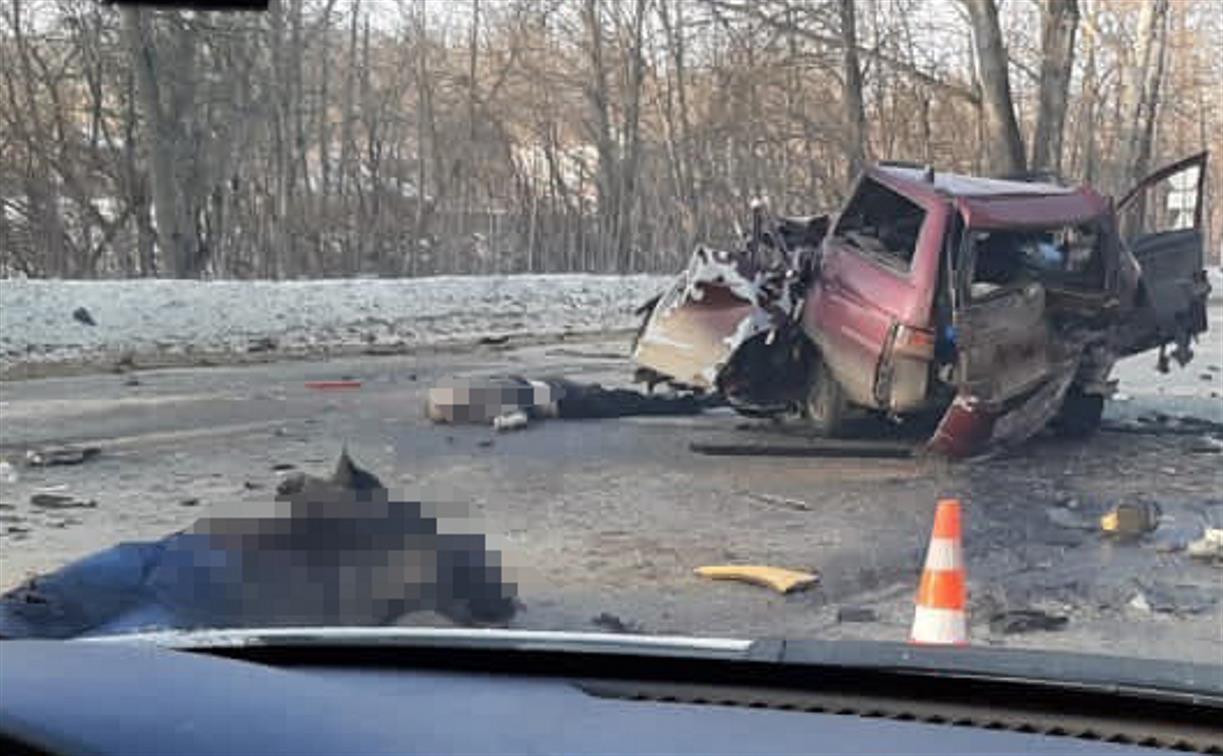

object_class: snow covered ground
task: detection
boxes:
[0,275,671,376]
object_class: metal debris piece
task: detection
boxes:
[694,565,818,594]
[72,306,96,326]
[1045,506,1095,531]
[691,441,912,459]
[591,612,641,634]
[1186,528,1223,564]
[305,380,362,390]
[1099,502,1161,537]
[492,410,530,432]
[988,609,1069,634]
[836,606,877,623]
[24,446,101,467]
[30,493,97,509]
[740,490,813,512]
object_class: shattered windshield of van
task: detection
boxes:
[0,0,1220,675]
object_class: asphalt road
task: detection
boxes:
[1,310,1220,663]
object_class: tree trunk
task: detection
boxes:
[1031,0,1078,175]
[120,6,195,276]
[962,0,1026,176]
[839,0,868,182]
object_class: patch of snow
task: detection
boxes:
[0,275,671,372]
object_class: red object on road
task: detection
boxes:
[305,380,363,390]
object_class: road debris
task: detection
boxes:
[1135,582,1216,615]
[1099,502,1161,537]
[1186,528,1223,564]
[1045,506,1095,531]
[72,306,96,326]
[691,441,912,459]
[493,410,530,432]
[247,336,278,353]
[30,493,97,509]
[478,334,511,345]
[271,463,297,471]
[739,490,813,512]
[694,564,818,594]
[988,609,1069,634]
[591,612,642,634]
[305,380,362,390]
[24,445,101,467]
[836,606,877,623]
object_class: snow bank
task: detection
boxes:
[0,275,671,374]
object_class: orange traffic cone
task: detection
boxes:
[910,499,968,645]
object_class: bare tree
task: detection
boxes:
[961,0,1026,176]
[1031,0,1078,175]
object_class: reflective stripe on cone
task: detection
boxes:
[910,499,968,645]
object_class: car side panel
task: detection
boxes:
[803,203,947,409]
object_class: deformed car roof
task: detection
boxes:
[870,164,1110,229]
[874,165,1077,197]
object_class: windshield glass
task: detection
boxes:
[1,0,1221,684]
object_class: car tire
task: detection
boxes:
[1055,388,1104,438]
[805,357,846,437]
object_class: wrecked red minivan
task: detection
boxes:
[631,153,1211,457]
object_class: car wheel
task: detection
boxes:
[1055,387,1104,438]
[805,358,846,437]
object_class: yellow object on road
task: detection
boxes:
[694,565,818,594]
[1099,502,1160,536]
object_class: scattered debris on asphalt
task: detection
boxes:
[988,609,1069,634]
[24,445,101,467]
[1188,436,1223,454]
[694,564,818,594]
[591,612,642,634]
[1187,528,1223,564]
[179,498,201,507]
[1045,506,1095,530]
[305,380,363,390]
[247,336,278,353]
[493,410,530,432]
[1135,582,1217,615]
[836,606,877,623]
[690,441,912,459]
[739,490,813,512]
[72,306,96,326]
[1099,502,1161,537]
[30,493,97,509]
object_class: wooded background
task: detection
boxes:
[1,0,1219,279]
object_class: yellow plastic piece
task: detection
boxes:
[694,565,818,594]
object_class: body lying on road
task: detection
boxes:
[0,453,517,639]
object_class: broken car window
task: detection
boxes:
[966,224,1103,300]
[833,179,926,269]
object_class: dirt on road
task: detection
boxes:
[1,320,1220,663]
